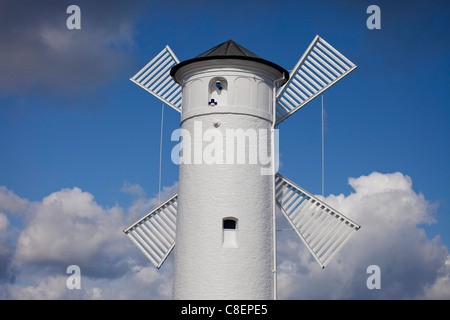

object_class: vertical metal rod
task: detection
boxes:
[159,103,165,204]
[322,94,324,197]
[272,125,277,301]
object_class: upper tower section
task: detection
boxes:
[170,40,289,85]
[170,40,289,124]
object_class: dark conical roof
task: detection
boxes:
[170,40,288,86]
[195,40,262,59]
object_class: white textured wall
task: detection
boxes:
[173,61,282,299]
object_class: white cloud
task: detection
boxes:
[0,186,29,214]
[7,273,107,300]
[0,182,175,299]
[421,256,450,299]
[0,187,25,284]
[277,172,449,299]
[13,187,127,277]
[121,181,146,197]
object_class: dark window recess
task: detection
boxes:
[223,219,236,230]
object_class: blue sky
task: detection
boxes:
[0,0,449,299]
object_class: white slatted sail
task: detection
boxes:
[275,35,357,126]
[275,173,360,268]
[130,46,182,113]
[123,193,178,268]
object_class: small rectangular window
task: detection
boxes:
[223,218,238,248]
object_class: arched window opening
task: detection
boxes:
[209,77,227,106]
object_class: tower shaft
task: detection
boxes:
[172,61,284,299]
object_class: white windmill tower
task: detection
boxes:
[123,36,361,300]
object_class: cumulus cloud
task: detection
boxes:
[421,256,450,299]
[277,172,449,299]
[0,172,448,299]
[0,181,174,299]
[0,186,29,284]
[121,181,147,198]
[0,181,176,299]
[0,186,29,214]
[7,264,173,300]
[13,187,128,279]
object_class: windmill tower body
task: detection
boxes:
[125,37,361,300]
[171,52,287,299]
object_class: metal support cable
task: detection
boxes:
[159,103,164,204]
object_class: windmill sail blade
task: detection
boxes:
[130,45,182,113]
[123,193,178,268]
[275,173,360,268]
[275,35,357,126]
